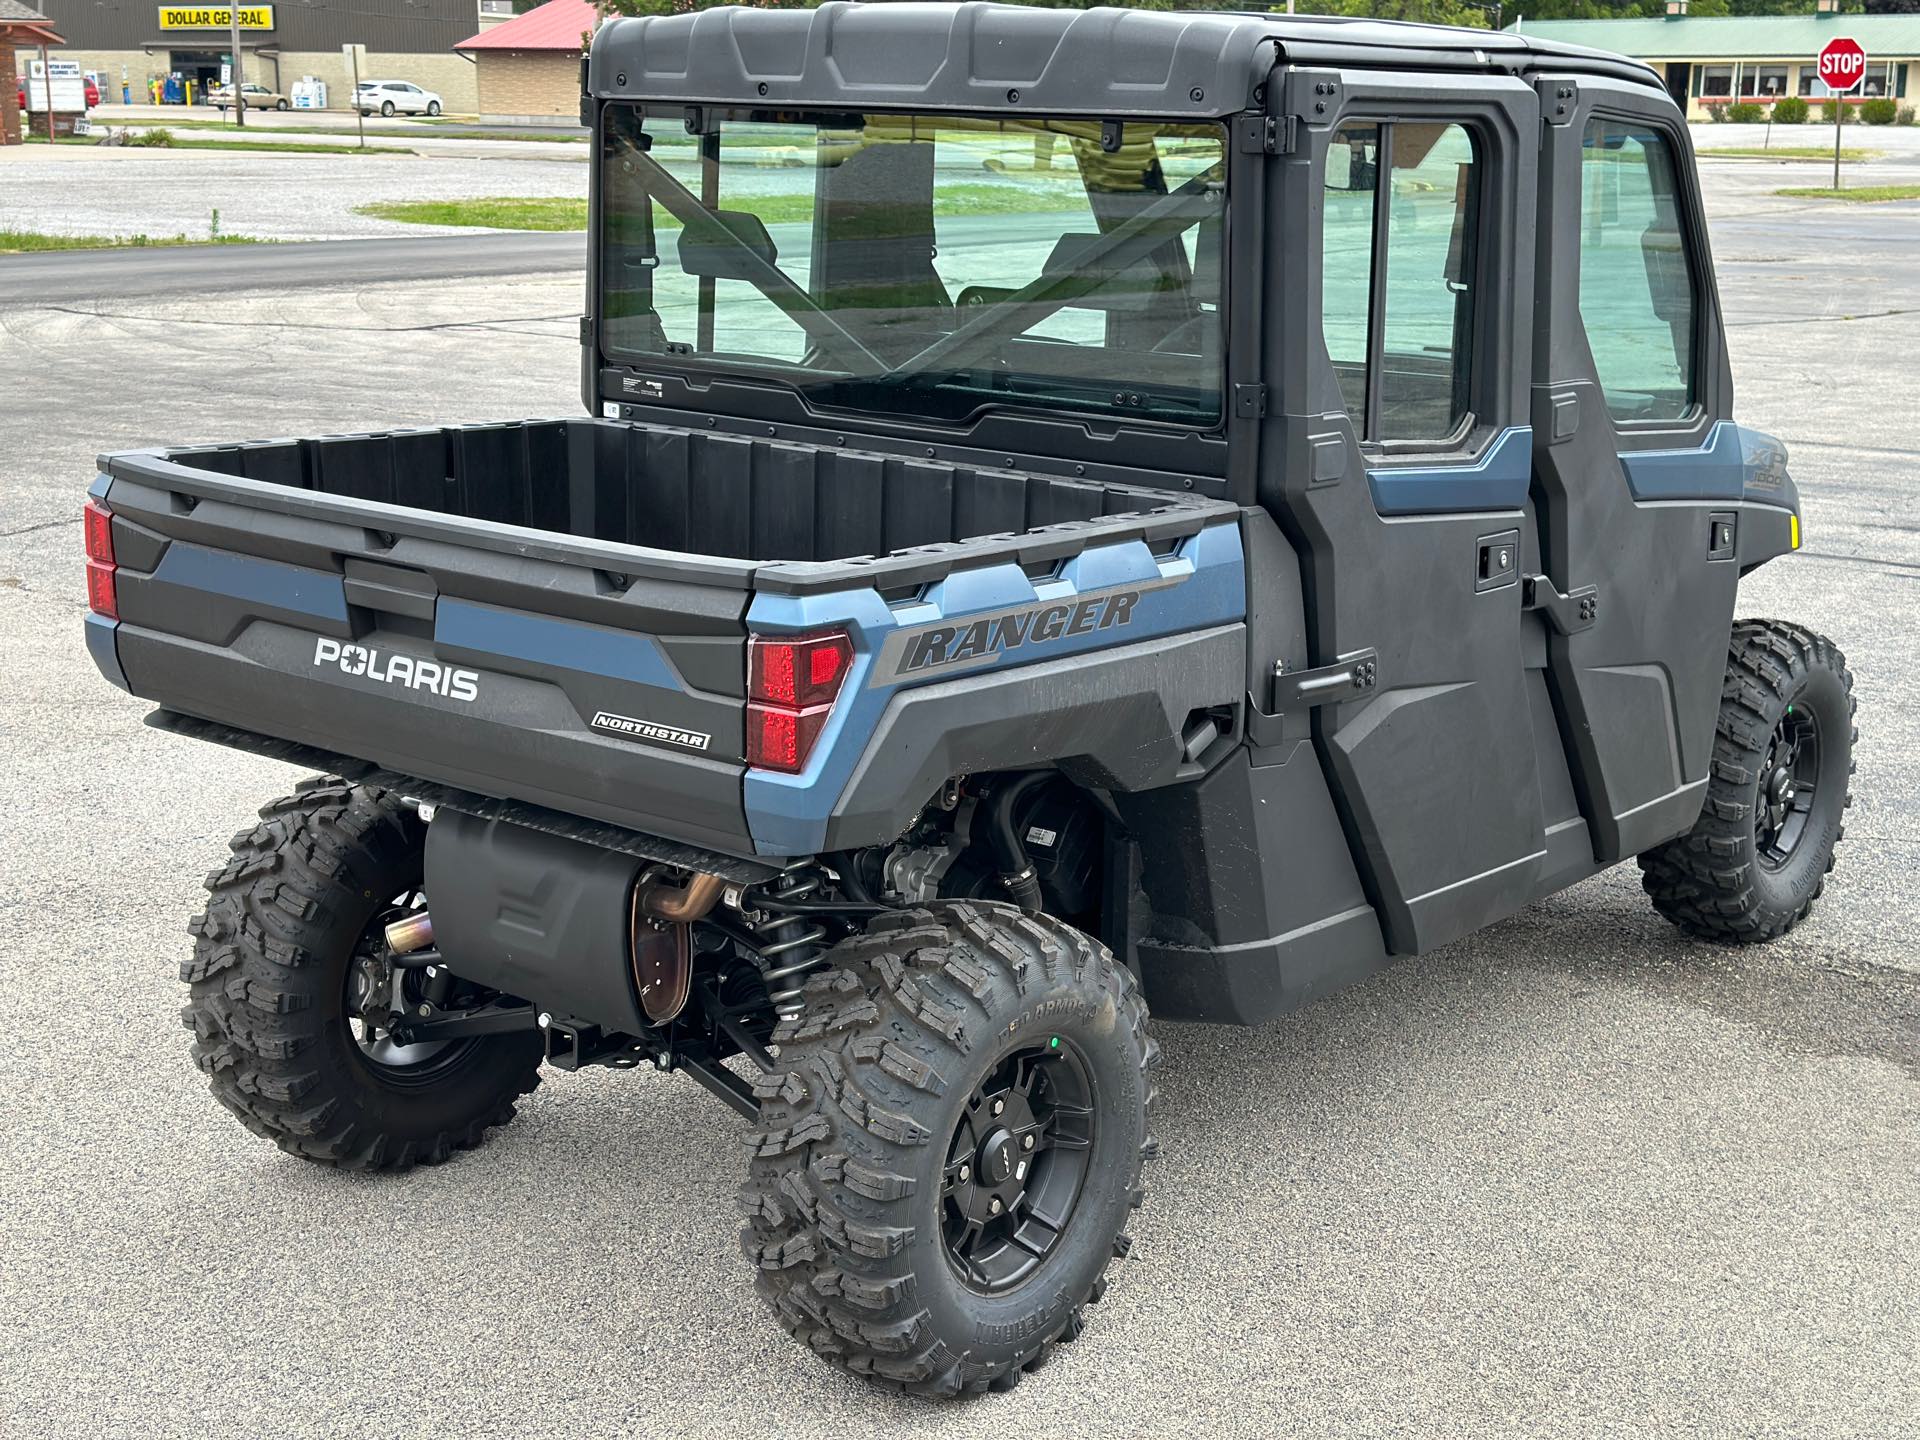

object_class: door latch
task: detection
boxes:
[1521,574,1598,635]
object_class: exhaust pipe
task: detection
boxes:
[629,871,723,1025]
[634,871,725,924]
[384,910,435,955]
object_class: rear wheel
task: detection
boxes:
[182,778,543,1170]
[1639,619,1855,942]
[740,902,1156,1395]
[380,100,395,117]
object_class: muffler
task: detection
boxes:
[420,810,720,1037]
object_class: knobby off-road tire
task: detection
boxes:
[1639,619,1855,942]
[182,778,543,1170]
[740,902,1157,1396]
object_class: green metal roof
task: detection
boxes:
[1505,14,1920,62]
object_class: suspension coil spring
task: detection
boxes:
[750,871,830,1021]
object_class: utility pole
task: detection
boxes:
[229,3,245,128]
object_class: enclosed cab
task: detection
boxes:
[84,4,1848,1399]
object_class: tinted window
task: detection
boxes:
[1321,121,1480,444]
[1578,121,1696,423]
[599,106,1227,427]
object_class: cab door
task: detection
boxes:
[1527,75,1741,861]
[1258,69,1552,956]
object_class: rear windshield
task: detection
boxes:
[597,105,1227,428]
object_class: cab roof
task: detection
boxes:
[587,2,1663,118]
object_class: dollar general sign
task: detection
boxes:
[157,7,276,29]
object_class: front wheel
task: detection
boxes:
[276,98,289,111]
[426,101,441,116]
[182,779,543,1170]
[1639,619,1855,942]
[740,902,1157,1395]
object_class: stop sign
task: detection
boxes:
[1817,37,1868,94]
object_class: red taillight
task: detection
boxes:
[745,629,853,774]
[749,631,853,708]
[83,499,117,620]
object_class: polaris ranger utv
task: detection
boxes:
[82,4,1855,1397]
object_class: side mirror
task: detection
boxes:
[677,208,779,282]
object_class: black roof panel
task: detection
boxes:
[587,3,1663,117]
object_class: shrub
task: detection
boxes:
[1817,101,1854,125]
[1860,97,1897,126]
[1771,96,1809,125]
[1725,101,1764,123]
[1899,105,1916,126]
[1705,101,1730,123]
[130,127,173,147]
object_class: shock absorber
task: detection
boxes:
[745,870,831,1021]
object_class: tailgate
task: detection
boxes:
[95,454,762,858]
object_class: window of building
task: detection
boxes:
[1577,120,1697,424]
[1742,65,1790,99]
[1320,121,1481,445]
[1700,66,1734,98]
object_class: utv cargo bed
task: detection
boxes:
[92,417,1244,860]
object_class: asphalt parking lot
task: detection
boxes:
[1,143,1916,1439]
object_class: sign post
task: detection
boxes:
[229,3,245,127]
[343,43,367,151]
[1817,36,1867,191]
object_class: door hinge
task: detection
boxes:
[1235,114,1289,155]
[1521,574,1598,634]
[1271,648,1379,712]
[1233,383,1268,419]
[1536,78,1579,128]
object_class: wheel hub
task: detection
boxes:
[940,1041,1096,1294]
[1757,707,1821,870]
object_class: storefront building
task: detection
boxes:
[455,0,592,125]
[1509,7,1918,120]
[27,1,486,112]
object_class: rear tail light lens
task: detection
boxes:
[745,629,853,774]
[83,498,117,620]
[749,631,853,708]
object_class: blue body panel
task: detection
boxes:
[435,599,685,691]
[743,521,1249,856]
[1618,420,1745,501]
[85,612,128,692]
[1368,426,1532,515]
[150,542,350,625]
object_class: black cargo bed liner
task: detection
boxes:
[108,417,1232,596]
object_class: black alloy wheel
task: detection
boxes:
[941,1039,1095,1294]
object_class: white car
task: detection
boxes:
[354,80,443,118]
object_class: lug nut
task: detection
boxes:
[958,1164,971,1183]
[537,1012,552,1029]
[988,1196,1003,1215]
[1023,1134,1035,1151]
[991,1098,1005,1117]
[416,1003,431,1017]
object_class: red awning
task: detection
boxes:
[456,0,597,54]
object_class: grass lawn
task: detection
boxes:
[1774,184,1920,202]
[357,184,1092,232]
[167,137,413,155]
[0,229,264,254]
[1698,146,1879,161]
[119,118,581,144]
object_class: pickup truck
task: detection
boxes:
[83,3,1855,1398]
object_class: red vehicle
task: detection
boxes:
[15,78,98,110]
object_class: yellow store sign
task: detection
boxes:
[157,7,275,30]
